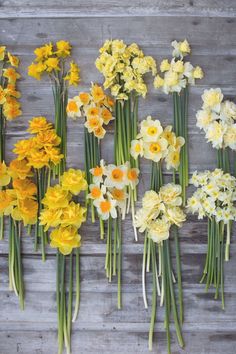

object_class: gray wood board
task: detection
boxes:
[0,9,236,354]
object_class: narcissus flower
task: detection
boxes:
[60,202,86,228]
[0,190,17,216]
[12,178,37,200]
[42,185,70,209]
[60,168,87,195]
[93,197,117,220]
[28,116,53,134]
[50,226,81,255]
[12,198,38,225]
[39,208,63,231]
[0,161,11,186]
[8,159,33,180]
[56,40,71,57]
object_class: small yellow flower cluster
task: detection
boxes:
[130,115,185,169]
[40,169,87,255]
[0,161,38,226]
[187,169,236,223]
[28,40,80,86]
[196,88,236,150]
[154,39,204,94]
[13,116,63,169]
[0,45,21,121]
[67,84,114,139]
[135,183,186,243]
[88,159,139,220]
[95,39,157,99]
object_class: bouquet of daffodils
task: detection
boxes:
[28,41,80,176]
[67,84,114,220]
[0,160,38,309]
[39,169,87,354]
[196,88,236,172]
[88,159,139,308]
[0,45,21,162]
[131,116,185,352]
[13,117,63,260]
[187,169,236,308]
[96,40,157,213]
[0,46,21,237]
[135,184,186,353]
[154,39,204,203]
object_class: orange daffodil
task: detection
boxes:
[0,45,21,164]
[88,159,139,221]
[67,84,114,222]
[0,161,37,225]
[88,159,139,309]
[67,83,114,139]
[28,41,80,176]
[12,116,63,260]
[0,158,38,310]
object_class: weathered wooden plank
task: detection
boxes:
[0,214,231,255]
[0,0,236,18]
[0,288,236,329]
[1,329,236,354]
[1,250,236,292]
[1,17,236,51]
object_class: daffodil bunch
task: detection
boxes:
[13,116,63,260]
[0,45,21,163]
[96,40,156,210]
[130,115,185,172]
[88,159,139,308]
[196,88,236,172]
[135,184,186,353]
[95,39,157,100]
[28,40,80,176]
[40,168,87,354]
[0,160,38,309]
[67,84,114,219]
[154,39,204,204]
[131,116,185,352]
[187,169,236,308]
[67,83,114,139]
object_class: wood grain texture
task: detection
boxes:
[1,3,236,354]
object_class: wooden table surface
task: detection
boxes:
[1,1,236,353]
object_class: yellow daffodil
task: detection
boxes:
[60,202,86,228]
[8,159,33,180]
[56,40,71,57]
[12,198,38,225]
[3,67,20,84]
[27,149,50,169]
[45,57,60,72]
[0,189,17,216]
[0,46,6,61]
[28,116,53,134]
[39,208,63,231]
[28,62,46,80]
[42,185,70,209]
[12,178,37,200]
[34,43,53,61]
[60,169,87,195]
[0,161,11,186]
[7,52,19,67]
[50,225,81,255]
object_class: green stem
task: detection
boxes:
[72,248,80,322]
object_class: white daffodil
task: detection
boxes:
[138,116,163,142]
